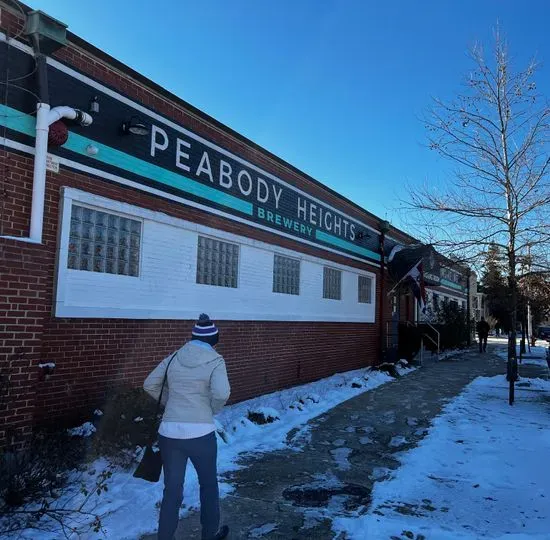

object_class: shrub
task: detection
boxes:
[0,429,87,509]
[91,386,157,464]
[373,362,400,378]
[435,302,470,350]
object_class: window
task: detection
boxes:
[196,236,239,288]
[358,275,372,303]
[323,267,341,300]
[273,254,300,295]
[68,205,141,276]
[433,293,439,309]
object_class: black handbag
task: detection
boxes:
[133,352,177,482]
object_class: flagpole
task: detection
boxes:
[386,258,423,297]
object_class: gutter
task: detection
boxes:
[0,12,93,245]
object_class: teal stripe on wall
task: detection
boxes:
[441,278,464,291]
[0,104,253,216]
[0,104,35,136]
[315,230,381,261]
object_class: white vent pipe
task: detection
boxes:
[27,104,92,243]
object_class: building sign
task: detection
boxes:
[1,39,388,264]
[147,124,360,244]
[46,153,60,173]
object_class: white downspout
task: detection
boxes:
[28,102,51,243]
[2,104,93,244]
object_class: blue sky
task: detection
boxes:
[30,0,550,231]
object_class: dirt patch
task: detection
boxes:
[282,483,370,511]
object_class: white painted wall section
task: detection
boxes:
[55,188,377,322]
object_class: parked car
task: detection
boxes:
[537,326,550,341]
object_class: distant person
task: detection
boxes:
[144,313,231,540]
[476,317,490,353]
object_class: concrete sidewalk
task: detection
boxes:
[143,347,505,539]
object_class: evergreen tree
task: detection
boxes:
[481,244,511,332]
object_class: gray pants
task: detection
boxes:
[158,432,219,540]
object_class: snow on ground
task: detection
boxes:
[492,337,549,362]
[333,352,550,539]
[11,363,414,539]
[330,447,352,471]
[248,522,278,537]
[66,421,96,438]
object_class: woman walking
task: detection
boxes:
[144,314,231,540]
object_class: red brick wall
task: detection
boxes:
[35,320,378,426]
[0,238,49,450]
[0,6,386,443]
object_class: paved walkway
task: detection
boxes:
[143,346,508,539]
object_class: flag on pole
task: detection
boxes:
[403,260,427,312]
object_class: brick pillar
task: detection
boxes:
[0,239,48,450]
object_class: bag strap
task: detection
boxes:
[150,351,178,442]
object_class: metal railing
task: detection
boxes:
[402,320,441,366]
[422,321,440,355]
[384,320,442,366]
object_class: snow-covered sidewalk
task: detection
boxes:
[334,345,550,539]
[6,363,413,539]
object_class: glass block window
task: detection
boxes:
[358,275,372,303]
[273,254,300,295]
[196,236,239,288]
[68,205,141,277]
[323,267,341,300]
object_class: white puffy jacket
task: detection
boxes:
[143,341,231,423]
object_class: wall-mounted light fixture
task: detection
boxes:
[89,96,99,115]
[120,116,149,136]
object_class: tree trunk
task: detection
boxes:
[507,250,518,405]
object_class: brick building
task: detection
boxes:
[0,5,469,449]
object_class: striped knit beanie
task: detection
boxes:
[191,313,219,346]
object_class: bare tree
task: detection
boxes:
[406,30,550,404]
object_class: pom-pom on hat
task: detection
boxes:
[191,313,219,345]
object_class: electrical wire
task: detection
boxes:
[0,80,41,105]
[0,0,36,236]
[4,0,27,41]
[7,61,37,83]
